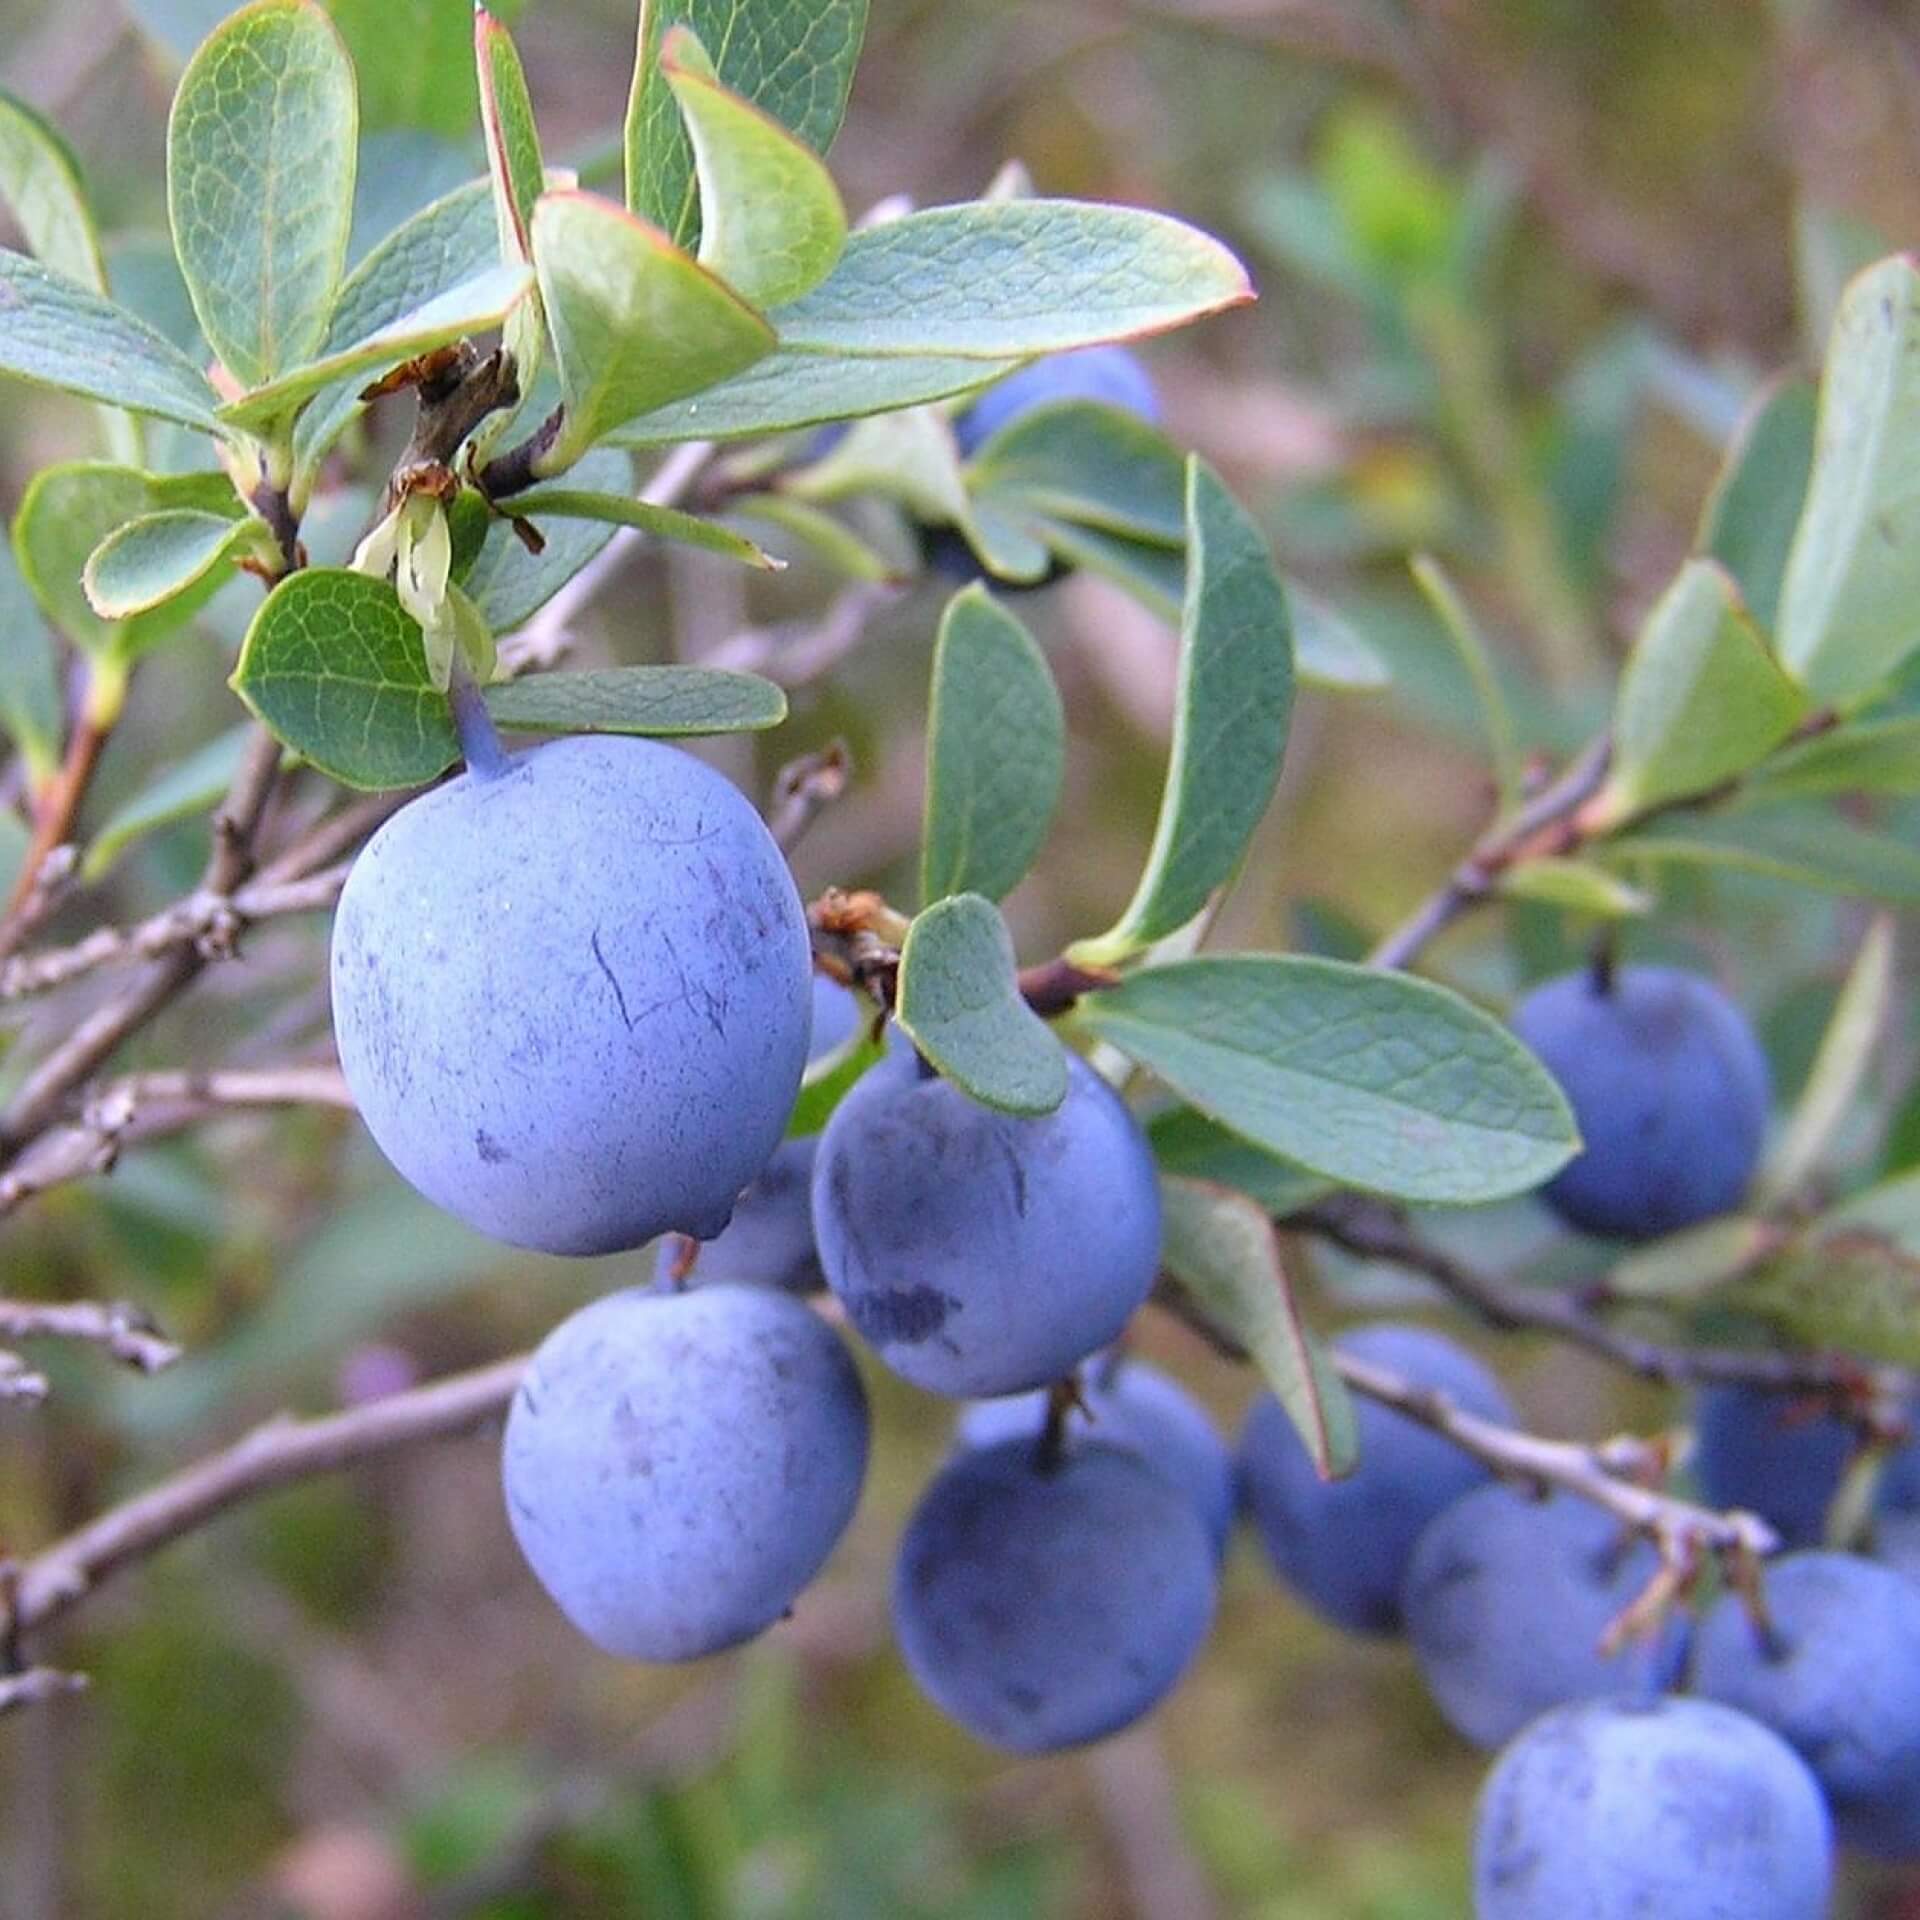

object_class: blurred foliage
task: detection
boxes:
[4,0,1920,1914]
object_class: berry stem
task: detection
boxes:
[447,665,510,783]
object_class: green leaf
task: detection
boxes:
[607,347,1019,446]
[0,88,139,463]
[1409,553,1522,807]
[786,1027,884,1137]
[233,571,788,787]
[895,893,1068,1116]
[1605,1216,1777,1305]
[1496,856,1650,919]
[1073,460,1293,965]
[1146,1106,1334,1216]
[624,0,867,248]
[0,538,64,786]
[82,722,256,880]
[461,447,629,632]
[167,0,358,390]
[1777,256,1920,701]
[232,569,457,789]
[486,667,788,737]
[1159,1174,1356,1477]
[216,262,534,434]
[660,26,846,310]
[0,248,222,432]
[324,0,524,140]
[1031,513,1184,615]
[1076,955,1580,1205]
[772,201,1252,359]
[13,462,240,660]
[293,178,500,474]
[1593,558,1809,824]
[1698,375,1817,637]
[1756,913,1895,1207]
[1606,802,1920,905]
[967,399,1185,546]
[1287,586,1391,693]
[920,586,1063,906]
[1742,717,1920,801]
[476,7,543,263]
[505,486,780,570]
[729,494,897,581]
[530,189,776,472]
[83,509,260,621]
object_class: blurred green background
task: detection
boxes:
[4,0,1920,1914]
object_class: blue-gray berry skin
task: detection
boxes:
[954,345,1161,458]
[330,735,811,1256]
[1511,965,1771,1241]
[892,1438,1216,1753]
[811,1046,1162,1398]
[1691,1385,1857,1549]
[1693,1550,1920,1858]
[502,1285,869,1663]
[1402,1486,1689,1750]
[1238,1323,1515,1636]
[654,1137,823,1295]
[809,975,861,1061]
[1474,1696,1832,1919]
[956,1360,1235,1555]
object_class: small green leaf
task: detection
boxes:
[83,509,260,621]
[530,189,775,472]
[505,486,780,570]
[476,6,543,263]
[1606,1216,1777,1305]
[0,538,64,786]
[1606,803,1920,905]
[0,248,222,432]
[217,263,534,434]
[1073,460,1293,965]
[14,462,240,659]
[661,26,845,310]
[1496,857,1650,919]
[486,667,787,737]
[1159,1174,1356,1478]
[967,399,1184,546]
[1409,553,1522,806]
[167,0,358,390]
[293,179,500,475]
[1777,256,1920,701]
[1031,514,1184,617]
[1076,955,1580,1205]
[83,722,256,880]
[729,494,897,581]
[1756,913,1895,1207]
[787,1028,884,1137]
[1698,375,1817,637]
[920,586,1063,906]
[773,201,1252,359]
[1743,717,1920,801]
[607,348,1019,446]
[232,569,458,789]
[624,0,867,248]
[325,0,524,140]
[1285,586,1391,693]
[1594,558,1809,824]
[895,893,1068,1116]
[1147,1107,1334,1217]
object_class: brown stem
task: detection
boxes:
[0,711,114,957]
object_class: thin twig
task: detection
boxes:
[0,716,113,956]
[0,1300,180,1375]
[768,743,852,853]
[0,1669,87,1719]
[10,1355,527,1635]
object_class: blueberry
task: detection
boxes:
[1238,1322,1515,1636]
[331,735,811,1255]
[654,1136,824,1295]
[811,1045,1162,1398]
[1692,1550,1920,1858]
[892,1437,1216,1752]
[502,1284,870,1663]
[952,344,1161,459]
[809,974,862,1061]
[1473,1696,1832,1918]
[1511,965,1771,1241]
[1691,1385,1858,1549]
[955,1358,1236,1554]
[1402,1485,1689,1749]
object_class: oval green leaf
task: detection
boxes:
[529,189,776,472]
[476,6,543,262]
[1077,954,1581,1205]
[1698,374,1816,638]
[167,0,358,390]
[485,667,787,737]
[968,399,1186,546]
[83,509,259,621]
[920,586,1063,906]
[895,893,1068,1116]
[1072,459,1293,965]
